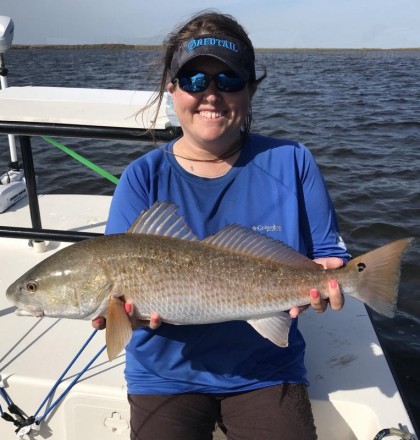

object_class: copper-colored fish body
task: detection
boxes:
[7,201,414,359]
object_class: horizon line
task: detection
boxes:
[9,44,420,51]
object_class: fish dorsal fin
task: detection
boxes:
[127,201,197,240]
[203,225,321,270]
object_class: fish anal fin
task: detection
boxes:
[247,313,292,347]
[106,296,133,360]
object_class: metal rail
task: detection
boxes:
[0,121,181,141]
[0,120,180,241]
[0,226,101,242]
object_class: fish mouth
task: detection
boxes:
[15,306,45,318]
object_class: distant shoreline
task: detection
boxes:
[11,44,161,50]
[10,44,420,51]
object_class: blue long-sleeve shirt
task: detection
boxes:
[106,133,349,394]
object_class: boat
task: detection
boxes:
[0,18,417,440]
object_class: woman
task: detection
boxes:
[94,10,349,440]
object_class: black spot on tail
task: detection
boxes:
[357,262,367,272]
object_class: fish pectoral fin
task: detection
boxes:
[247,313,292,347]
[106,296,133,361]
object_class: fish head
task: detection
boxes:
[6,244,111,319]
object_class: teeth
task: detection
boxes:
[200,111,222,119]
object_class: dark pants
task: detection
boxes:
[129,384,317,440]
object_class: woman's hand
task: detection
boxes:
[289,257,344,318]
[91,302,162,331]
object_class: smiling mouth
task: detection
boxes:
[199,111,225,119]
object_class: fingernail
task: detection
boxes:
[150,315,161,329]
[330,280,338,289]
[124,303,133,314]
[310,289,319,298]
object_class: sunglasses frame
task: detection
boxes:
[174,71,248,93]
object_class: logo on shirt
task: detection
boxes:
[252,224,282,233]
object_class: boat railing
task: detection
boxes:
[0,88,181,242]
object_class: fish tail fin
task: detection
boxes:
[106,297,133,360]
[347,238,414,317]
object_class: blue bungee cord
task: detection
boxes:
[0,378,27,429]
[34,344,107,425]
[0,386,12,406]
[0,329,107,437]
[33,329,101,421]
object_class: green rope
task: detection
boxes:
[41,136,119,185]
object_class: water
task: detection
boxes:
[1,48,420,431]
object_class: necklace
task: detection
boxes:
[162,136,245,163]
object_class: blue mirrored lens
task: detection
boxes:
[216,72,247,92]
[178,73,210,93]
[177,72,246,93]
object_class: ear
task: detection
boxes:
[167,82,176,94]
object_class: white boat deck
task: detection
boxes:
[0,194,417,439]
[0,86,177,130]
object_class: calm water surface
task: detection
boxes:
[1,48,419,431]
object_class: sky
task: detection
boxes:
[1,0,420,49]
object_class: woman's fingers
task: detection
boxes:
[91,303,162,330]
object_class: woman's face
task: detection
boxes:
[167,57,255,150]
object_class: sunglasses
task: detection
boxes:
[175,71,247,93]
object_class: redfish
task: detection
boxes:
[6,201,413,360]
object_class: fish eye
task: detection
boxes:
[26,280,39,293]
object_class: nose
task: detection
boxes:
[202,80,220,103]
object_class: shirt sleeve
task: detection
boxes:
[297,145,350,262]
[105,162,150,235]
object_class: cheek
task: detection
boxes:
[231,87,253,109]
[231,95,252,119]
[172,91,200,117]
